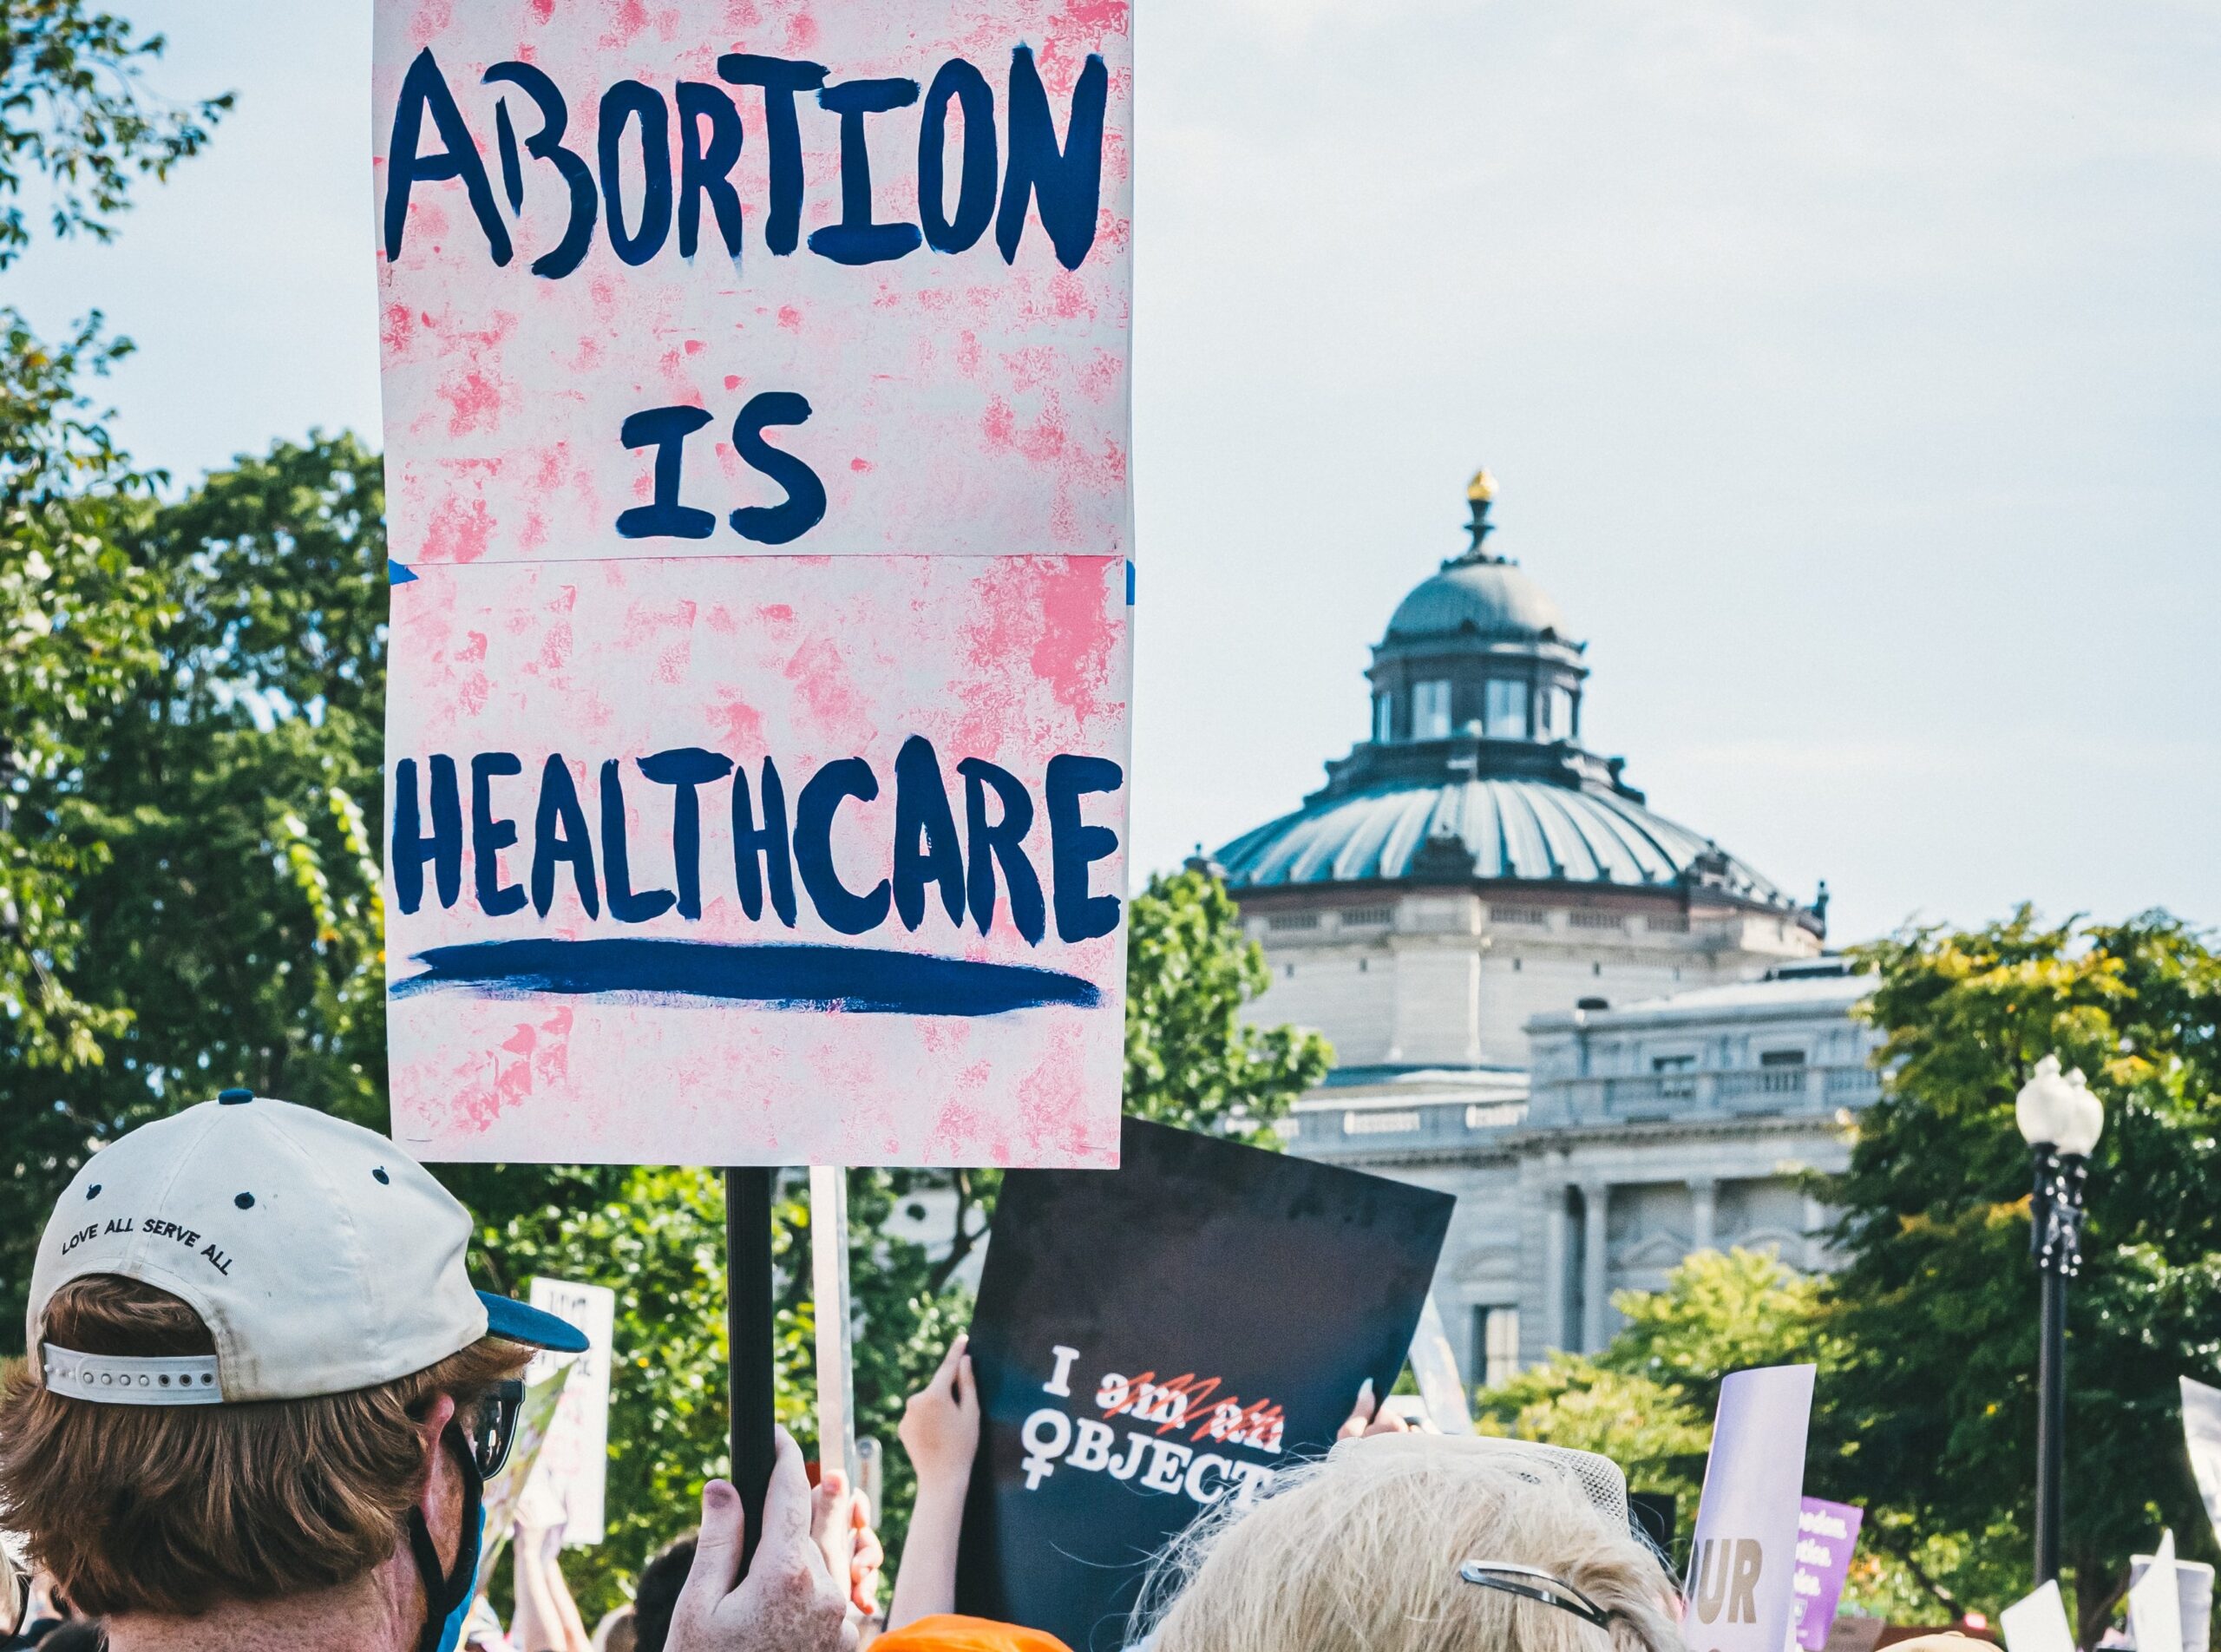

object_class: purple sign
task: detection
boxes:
[1793,1497,1864,1651]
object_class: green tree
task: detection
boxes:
[0,2,231,263]
[0,434,396,1329]
[2,3,228,1075]
[1608,1245,1836,1419]
[1825,908,2221,1643]
[1476,1354,1712,1510]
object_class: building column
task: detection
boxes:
[1803,1191,1829,1269]
[1688,1176,1719,1254]
[1581,1180,1609,1354]
[1541,1187,1568,1354]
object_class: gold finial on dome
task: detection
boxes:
[1454,468,1501,564]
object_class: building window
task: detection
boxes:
[1759,1049,1806,1067]
[1267,912,1320,932]
[1465,1102,1527,1130]
[1483,678,1530,738]
[1412,679,1452,739]
[1344,1109,1422,1135]
[1373,692,1393,744]
[1652,1054,1695,1100]
[1474,1306,1521,1388]
[1555,686,1577,738]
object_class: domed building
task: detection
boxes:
[1214,474,1877,1383]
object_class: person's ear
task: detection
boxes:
[414,1393,458,1507]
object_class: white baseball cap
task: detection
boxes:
[27,1092,586,1406]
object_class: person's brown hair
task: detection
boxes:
[0,1274,529,1618]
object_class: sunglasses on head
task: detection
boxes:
[1458,1561,1617,1631]
[462,1379,527,1479]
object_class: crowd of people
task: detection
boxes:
[0,1096,1699,1652]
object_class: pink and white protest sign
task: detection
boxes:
[2000,1580,2076,1652]
[373,0,1133,1167]
[1684,1365,1816,1652]
[372,1,1131,565]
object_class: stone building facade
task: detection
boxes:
[1215,473,1878,1381]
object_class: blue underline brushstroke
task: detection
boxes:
[390,937,1100,1016]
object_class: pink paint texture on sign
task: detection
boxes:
[373,0,1135,1168]
[372,0,1133,566]
[385,555,1130,1167]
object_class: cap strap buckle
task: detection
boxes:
[43,1343,221,1406]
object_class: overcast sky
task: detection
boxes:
[10,0,2218,946]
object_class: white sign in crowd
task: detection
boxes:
[1683,1366,1816,1652]
[527,1277,618,1545]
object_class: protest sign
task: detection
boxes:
[2001,1580,2077,1652]
[372,0,1135,1168]
[1408,1293,1475,1434]
[2132,1531,2186,1652]
[2133,1547,2216,1652]
[481,1347,578,1556]
[527,1277,617,1544]
[2184,1377,2221,1544]
[1683,1364,1816,1652]
[810,1165,860,1488]
[953,1117,1456,1651]
[1791,1497,1863,1652]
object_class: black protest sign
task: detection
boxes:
[954,1117,1456,1650]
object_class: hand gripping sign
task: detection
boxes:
[374,0,1133,1167]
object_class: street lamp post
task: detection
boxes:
[2015,1053,2104,1590]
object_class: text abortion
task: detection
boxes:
[390,736,1124,943]
[1016,1343,1286,1512]
[383,45,1110,551]
[385,47,1110,277]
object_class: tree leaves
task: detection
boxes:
[0,0,232,268]
[1827,910,2221,1641]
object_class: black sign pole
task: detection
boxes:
[725,1166,778,1572]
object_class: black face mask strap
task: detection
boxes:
[409,1423,487,1652]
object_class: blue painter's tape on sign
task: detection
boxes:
[389,560,419,585]
[391,937,1101,1016]
[1125,560,1135,606]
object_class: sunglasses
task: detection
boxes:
[1458,1561,1617,1630]
[464,1380,527,1479]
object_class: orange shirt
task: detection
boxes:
[873,1614,1076,1652]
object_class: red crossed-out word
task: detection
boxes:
[1097,1369,1286,1452]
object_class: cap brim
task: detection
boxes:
[478,1290,591,1354]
